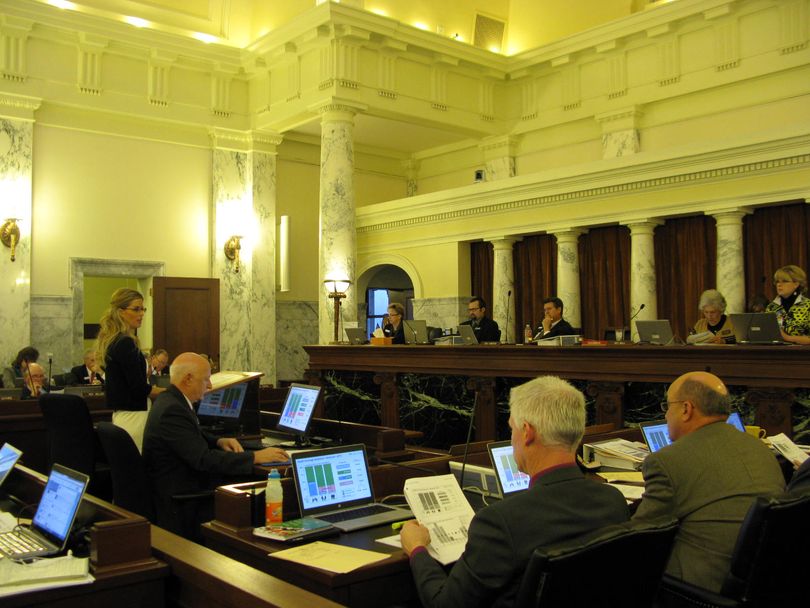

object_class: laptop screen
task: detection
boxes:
[0,443,22,486]
[487,441,530,495]
[197,382,248,419]
[293,444,374,515]
[636,320,674,345]
[276,383,321,435]
[32,464,89,546]
[641,413,747,453]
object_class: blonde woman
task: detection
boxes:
[96,288,164,451]
[766,264,810,345]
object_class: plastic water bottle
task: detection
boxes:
[265,469,283,525]
[524,324,533,343]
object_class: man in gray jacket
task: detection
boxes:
[633,371,785,592]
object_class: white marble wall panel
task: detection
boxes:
[276,301,318,382]
[319,107,357,344]
[712,210,747,314]
[626,221,661,339]
[0,118,32,367]
[213,147,277,383]
[602,129,640,158]
[490,238,518,343]
[412,297,468,333]
[485,156,515,181]
[554,230,585,329]
[31,295,73,374]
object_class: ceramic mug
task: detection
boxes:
[745,425,766,439]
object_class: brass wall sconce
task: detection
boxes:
[1,218,21,262]
[223,235,242,273]
[324,279,351,343]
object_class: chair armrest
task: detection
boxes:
[656,574,741,608]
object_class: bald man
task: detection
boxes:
[21,362,47,400]
[143,353,288,539]
[633,371,784,593]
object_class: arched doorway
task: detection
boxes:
[356,264,414,336]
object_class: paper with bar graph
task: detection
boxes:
[403,474,475,565]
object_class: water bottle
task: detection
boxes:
[265,469,283,525]
[524,324,533,343]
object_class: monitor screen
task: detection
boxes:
[276,383,321,436]
[293,445,373,514]
[487,441,530,495]
[197,382,248,419]
[33,465,88,545]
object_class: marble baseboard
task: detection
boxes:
[30,295,75,374]
[277,300,318,383]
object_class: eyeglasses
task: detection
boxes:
[388,312,401,317]
[660,399,686,412]
[774,279,797,285]
[123,307,147,313]
[468,307,481,312]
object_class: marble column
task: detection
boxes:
[0,112,35,368]
[553,229,586,330]
[318,105,359,345]
[711,209,748,314]
[488,237,519,343]
[211,130,281,384]
[625,221,662,338]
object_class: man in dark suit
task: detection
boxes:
[143,352,288,538]
[70,349,103,385]
[460,296,501,342]
[535,297,574,339]
[400,376,629,608]
[633,371,784,593]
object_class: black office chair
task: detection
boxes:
[656,493,810,607]
[515,518,679,608]
[96,422,154,519]
[39,392,112,499]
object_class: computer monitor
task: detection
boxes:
[640,412,747,453]
[636,320,675,345]
[276,383,322,446]
[196,382,249,433]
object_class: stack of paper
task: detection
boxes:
[582,439,649,471]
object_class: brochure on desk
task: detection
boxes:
[403,474,475,565]
[209,370,264,391]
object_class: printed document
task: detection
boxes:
[403,474,474,565]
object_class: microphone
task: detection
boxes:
[47,352,53,391]
[407,322,419,344]
[459,390,479,491]
[629,303,646,322]
[504,289,512,344]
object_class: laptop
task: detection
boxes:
[729,313,786,344]
[636,320,675,345]
[291,443,411,532]
[0,464,89,560]
[458,324,479,345]
[403,320,430,344]
[487,441,530,497]
[640,412,747,453]
[345,327,369,345]
[0,443,23,486]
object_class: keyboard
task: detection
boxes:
[0,530,46,556]
[318,504,394,523]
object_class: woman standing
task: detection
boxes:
[96,288,163,451]
[766,264,810,345]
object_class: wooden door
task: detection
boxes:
[152,277,220,368]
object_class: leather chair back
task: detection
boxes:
[38,393,97,476]
[96,421,154,520]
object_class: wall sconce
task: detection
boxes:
[224,235,242,273]
[324,279,351,343]
[1,218,21,262]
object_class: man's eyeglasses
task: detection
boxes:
[468,307,481,312]
[660,399,686,412]
[123,307,147,313]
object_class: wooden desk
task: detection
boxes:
[1,464,168,608]
[204,457,453,607]
[303,344,808,438]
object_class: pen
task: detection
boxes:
[391,520,413,531]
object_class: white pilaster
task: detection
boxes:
[624,220,662,338]
[0,99,38,368]
[711,209,749,314]
[488,237,520,343]
[318,104,358,345]
[553,229,586,329]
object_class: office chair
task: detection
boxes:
[656,493,810,607]
[96,422,154,519]
[515,518,679,608]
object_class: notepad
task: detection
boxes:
[269,541,389,573]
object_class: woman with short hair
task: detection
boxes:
[687,289,735,344]
[766,265,810,344]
